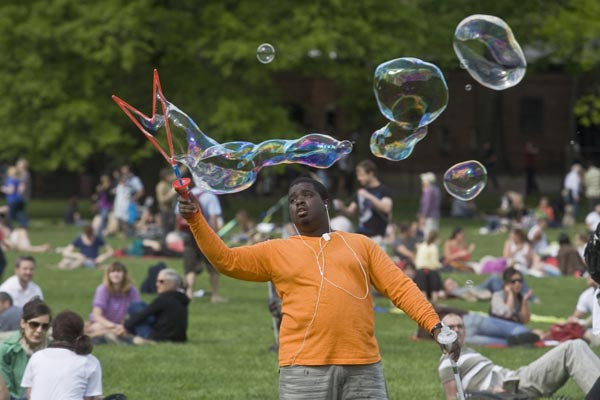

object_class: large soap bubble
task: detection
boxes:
[454,15,526,90]
[113,70,352,194]
[373,57,448,131]
[370,122,427,161]
[443,160,487,201]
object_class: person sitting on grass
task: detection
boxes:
[178,176,457,398]
[124,268,189,343]
[0,256,43,308]
[489,267,533,324]
[58,224,113,269]
[567,273,600,346]
[0,292,21,335]
[438,313,600,400]
[0,298,51,400]
[0,218,50,254]
[557,232,587,276]
[442,227,476,272]
[86,262,140,342]
[22,310,102,400]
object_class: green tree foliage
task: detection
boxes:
[0,0,597,172]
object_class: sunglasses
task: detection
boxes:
[511,279,523,284]
[447,324,464,330]
[27,321,50,331]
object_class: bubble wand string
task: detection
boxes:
[112,69,190,199]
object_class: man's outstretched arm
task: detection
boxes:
[178,195,271,281]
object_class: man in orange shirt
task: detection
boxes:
[179,177,458,399]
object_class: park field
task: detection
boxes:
[9,195,596,399]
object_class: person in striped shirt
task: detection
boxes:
[438,313,600,399]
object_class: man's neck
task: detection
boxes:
[366,178,380,189]
[17,278,29,289]
[295,224,329,238]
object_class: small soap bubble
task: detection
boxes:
[570,140,575,145]
[256,43,275,64]
[443,160,487,201]
[373,57,448,131]
[465,84,472,91]
[453,15,526,90]
[370,123,427,161]
[465,280,474,288]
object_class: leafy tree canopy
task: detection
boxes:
[0,0,598,171]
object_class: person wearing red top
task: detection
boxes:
[179,177,458,399]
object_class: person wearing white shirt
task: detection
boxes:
[21,310,102,400]
[569,274,600,346]
[585,203,600,233]
[563,163,583,220]
[0,255,43,308]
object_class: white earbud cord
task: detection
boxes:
[289,225,370,365]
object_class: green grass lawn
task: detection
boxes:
[5,196,596,399]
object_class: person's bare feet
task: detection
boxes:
[210,295,228,304]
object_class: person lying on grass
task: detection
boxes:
[439,313,600,400]
[179,176,459,399]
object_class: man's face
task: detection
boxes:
[355,167,373,187]
[442,314,465,347]
[16,260,35,283]
[288,182,326,230]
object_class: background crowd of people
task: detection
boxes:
[0,155,599,398]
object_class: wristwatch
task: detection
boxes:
[430,321,444,337]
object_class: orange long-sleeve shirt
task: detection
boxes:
[186,212,440,366]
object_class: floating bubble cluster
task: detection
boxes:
[465,279,474,288]
[370,123,427,161]
[443,160,487,201]
[256,43,275,64]
[454,15,526,90]
[113,70,352,194]
[373,58,448,131]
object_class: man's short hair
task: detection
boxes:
[15,255,35,269]
[0,292,13,306]
[289,177,329,201]
[356,159,377,175]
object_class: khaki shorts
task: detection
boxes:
[279,362,388,399]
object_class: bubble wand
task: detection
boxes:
[112,69,190,199]
[437,326,465,400]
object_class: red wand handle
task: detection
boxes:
[172,177,191,200]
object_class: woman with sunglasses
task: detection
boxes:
[21,311,102,400]
[490,267,533,324]
[0,298,50,400]
[87,262,140,340]
[124,268,189,343]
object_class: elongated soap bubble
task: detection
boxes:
[373,57,448,131]
[178,134,352,193]
[113,70,352,194]
[454,15,526,90]
[370,122,427,161]
[443,160,487,201]
[256,43,275,64]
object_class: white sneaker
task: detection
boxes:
[193,289,206,298]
